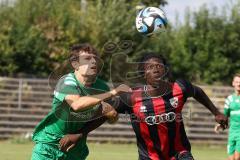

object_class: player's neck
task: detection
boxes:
[74,71,95,87]
[146,81,170,97]
[235,90,240,96]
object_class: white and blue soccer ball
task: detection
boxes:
[136,7,167,36]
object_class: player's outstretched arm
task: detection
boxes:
[65,84,131,111]
[192,85,228,129]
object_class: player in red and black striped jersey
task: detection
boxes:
[58,52,228,160]
[112,53,228,160]
[115,79,194,160]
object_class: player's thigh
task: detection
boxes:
[31,150,52,160]
[31,143,53,160]
[31,143,65,160]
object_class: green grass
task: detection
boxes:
[0,141,228,160]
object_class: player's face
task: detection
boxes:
[232,76,240,93]
[143,58,165,86]
[75,51,99,76]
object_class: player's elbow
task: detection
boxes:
[70,103,81,111]
[70,101,87,111]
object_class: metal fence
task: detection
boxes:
[0,77,234,144]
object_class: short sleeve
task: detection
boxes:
[176,79,195,98]
[53,74,80,102]
[224,95,232,117]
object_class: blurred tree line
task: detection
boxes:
[0,0,239,84]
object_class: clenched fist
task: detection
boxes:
[215,113,228,130]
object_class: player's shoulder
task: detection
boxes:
[55,73,78,90]
[133,86,143,91]
[175,78,190,84]
[226,94,234,102]
[174,78,195,97]
[175,78,192,87]
[63,73,78,86]
[53,73,79,102]
[132,86,144,93]
[130,86,144,99]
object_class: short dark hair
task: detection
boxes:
[234,73,240,79]
[137,52,167,74]
[69,43,98,62]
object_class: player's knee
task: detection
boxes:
[233,151,240,160]
[228,156,234,160]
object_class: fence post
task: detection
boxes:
[18,78,23,109]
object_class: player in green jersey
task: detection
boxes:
[31,43,131,160]
[215,74,240,160]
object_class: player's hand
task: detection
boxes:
[110,84,132,96]
[59,134,82,152]
[215,113,228,130]
[101,101,119,124]
[214,124,222,134]
[107,115,119,124]
[101,101,118,119]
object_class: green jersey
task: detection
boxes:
[32,72,109,159]
[224,93,240,132]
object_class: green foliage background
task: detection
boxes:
[0,0,239,84]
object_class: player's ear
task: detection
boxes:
[71,61,80,70]
[164,64,174,82]
[232,81,235,87]
[232,77,236,87]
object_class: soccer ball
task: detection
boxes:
[136,7,167,36]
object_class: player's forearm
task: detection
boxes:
[71,91,115,111]
[193,85,221,116]
[78,116,107,136]
[59,113,109,151]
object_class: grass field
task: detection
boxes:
[0,141,228,160]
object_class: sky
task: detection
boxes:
[162,0,229,24]
[0,0,231,24]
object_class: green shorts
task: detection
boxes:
[228,134,240,155]
[31,142,89,160]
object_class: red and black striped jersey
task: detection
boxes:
[116,79,194,160]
